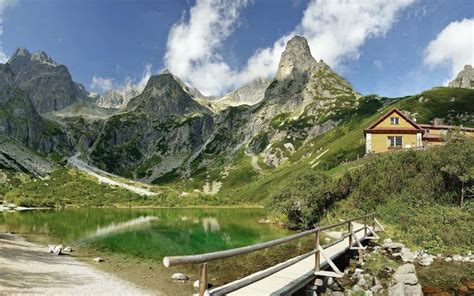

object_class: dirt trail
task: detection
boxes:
[0,233,154,295]
[68,154,158,196]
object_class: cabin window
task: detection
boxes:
[390,117,400,125]
[388,136,402,148]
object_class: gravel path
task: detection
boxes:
[68,154,158,196]
[0,233,154,295]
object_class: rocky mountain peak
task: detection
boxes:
[11,48,31,59]
[262,35,355,117]
[31,51,56,65]
[127,73,210,118]
[448,64,474,89]
[6,48,86,113]
[275,35,318,81]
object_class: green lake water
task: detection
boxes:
[0,208,291,260]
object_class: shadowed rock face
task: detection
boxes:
[7,48,87,113]
[88,73,215,179]
[128,74,211,119]
[0,64,70,155]
[449,65,474,89]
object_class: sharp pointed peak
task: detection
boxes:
[31,51,56,65]
[12,48,31,58]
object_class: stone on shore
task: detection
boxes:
[171,273,189,281]
[48,244,63,255]
[418,254,433,266]
[93,257,104,263]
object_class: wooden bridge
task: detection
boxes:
[163,213,384,296]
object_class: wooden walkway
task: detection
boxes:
[163,213,382,296]
[216,223,372,295]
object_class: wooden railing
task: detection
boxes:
[163,212,380,296]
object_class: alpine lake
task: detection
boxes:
[0,208,314,295]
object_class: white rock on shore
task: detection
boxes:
[171,273,188,281]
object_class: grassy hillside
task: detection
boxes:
[211,87,473,203]
[269,138,473,254]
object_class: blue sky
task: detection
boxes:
[2,0,473,97]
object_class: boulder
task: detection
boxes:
[419,256,433,266]
[444,257,452,262]
[400,247,415,263]
[93,257,104,263]
[352,285,363,292]
[405,284,423,296]
[357,277,368,288]
[394,264,416,275]
[171,273,189,281]
[193,280,199,289]
[63,246,72,252]
[370,284,383,293]
[383,241,405,251]
[388,283,405,296]
[394,273,418,285]
[452,254,463,261]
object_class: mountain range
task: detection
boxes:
[0,36,472,191]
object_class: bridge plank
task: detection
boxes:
[209,224,374,296]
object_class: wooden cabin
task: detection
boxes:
[364,108,474,154]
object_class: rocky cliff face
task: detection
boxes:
[128,74,211,118]
[88,73,214,180]
[96,89,140,109]
[0,64,70,157]
[7,48,87,113]
[449,65,474,89]
[215,77,271,108]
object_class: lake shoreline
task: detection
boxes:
[0,232,153,295]
[0,201,264,211]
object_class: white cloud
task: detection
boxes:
[90,64,153,95]
[164,0,414,96]
[424,18,474,80]
[164,0,250,96]
[0,0,17,63]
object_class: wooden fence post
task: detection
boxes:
[364,215,368,237]
[372,213,376,232]
[315,229,320,272]
[348,222,353,247]
[199,262,208,296]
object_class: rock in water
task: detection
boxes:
[63,246,72,252]
[193,280,200,289]
[93,257,104,263]
[171,273,189,281]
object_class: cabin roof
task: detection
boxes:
[364,108,422,135]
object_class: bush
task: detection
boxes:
[267,172,341,229]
